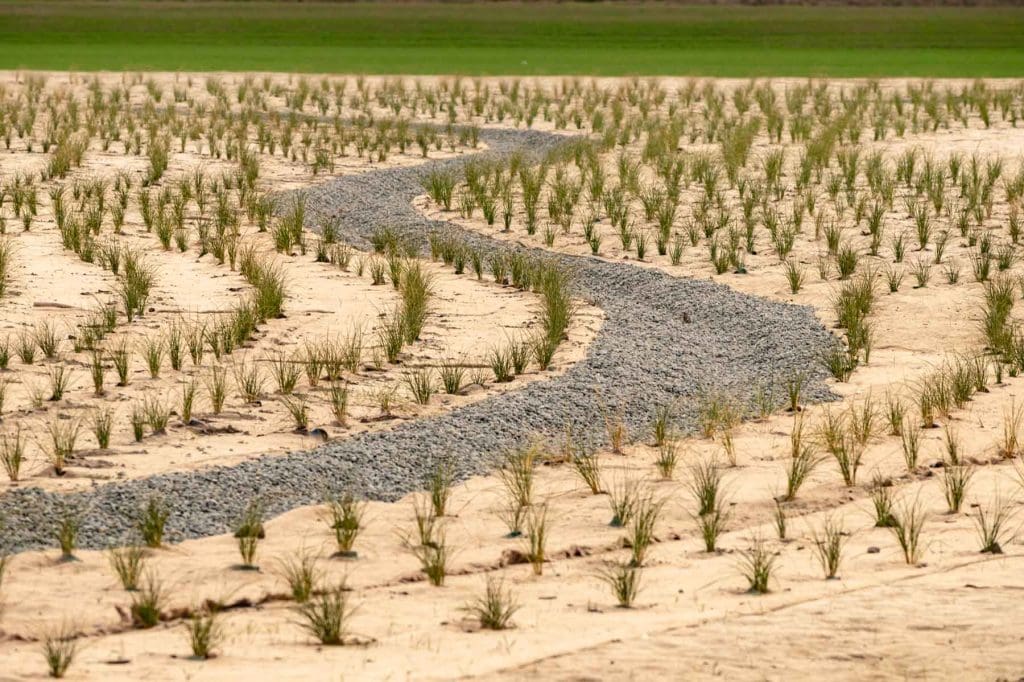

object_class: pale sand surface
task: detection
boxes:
[1,73,1023,680]
[0,71,599,492]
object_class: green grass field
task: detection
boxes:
[0,1,1023,76]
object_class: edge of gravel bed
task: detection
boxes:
[0,127,840,553]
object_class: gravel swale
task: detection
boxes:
[0,128,838,553]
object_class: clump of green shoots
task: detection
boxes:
[184,604,224,660]
[738,535,777,594]
[233,499,265,569]
[108,544,147,591]
[136,495,169,548]
[278,548,321,603]
[296,579,356,646]
[465,577,519,630]
[326,492,365,556]
[599,561,642,608]
[809,515,846,579]
[40,622,78,679]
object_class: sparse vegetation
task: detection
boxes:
[1,70,1024,679]
[41,623,78,679]
[278,549,321,603]
[466,577,519,630]
[296,580,355,646]
[185,605,224,660]
[809,515,846,579]
[738,536,777,594]
[108,544,147,591]
[326,493,365,555]
[890,498,928,564]
[599,561,642,608]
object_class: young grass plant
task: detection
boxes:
[900,423,921,471]
[572,445,603,494]
[40,623,78,679]
[869,476,897,528]
[973,492,1016,554]
[142,336,164,379]
[997,401,1023,458]
[497,446,535,536]
[278,549,321,603]
[687,457,725,517]
[404,367,435,405]
[205,365,228,414]
[45,417,80,475]
[785,414,821,501]
[426,458,455,517]
[1,426,26,482]
[525,503,549,576]
[91,407,114,449]
[890,497,928,564]
[184,605,223,660]
[130,570,166,628]
[47,365,74,401]
[296,580,355,646]
[110,341,131,386]
[628,495,663,567]
[599,561,642,608]
[466,577,519,630]
[608,477,639,528]
[233,499,265,570]
[816,409,863,486]
[233,358,265,404]
[142,393,172,434]
[281,394,310,431]
[267,351,301,395]
[654,436,680,480]
[108,544,147,591]
[137,496,169,548]
[411,526,450,587]
[738,535,777,594]
[130,403,146,442]
[941,463,974,513]
[328,380,349,426]
[326,493,365,556]
[439,358,466,395]
[773,500,787,540]
[809,515,846,579]
[694,502,730,553]
[180,378,197,424]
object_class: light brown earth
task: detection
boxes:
[1,73,1023,681]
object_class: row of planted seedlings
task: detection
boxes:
[423,98,1021,281]
[0,190,579,484]
[0,137,546,484]
[420,88,1024,383]
[0,82,437,478]
[9,76,1024,201]
[3,230,1020,669]
[9,350,1023,679]
[0,73,482,186]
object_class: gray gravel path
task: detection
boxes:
[0,128,837,553]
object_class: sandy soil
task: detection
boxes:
[1,411,1020,680]
[0,71,599,492]
[2,74,1024,681]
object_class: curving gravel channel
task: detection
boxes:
[0,128,838,553]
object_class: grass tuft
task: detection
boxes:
[296,580,356,646]
[809,515,845,579]
[599,561,642,608]
[737,535,776,594]
[108,544,147,591]
[465,577,519,630]
[41,623,78,679]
